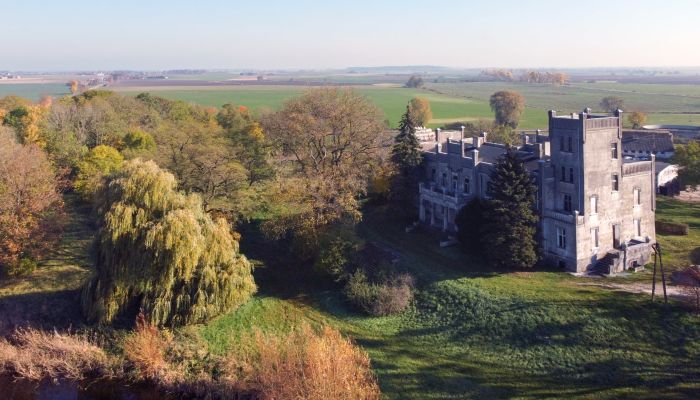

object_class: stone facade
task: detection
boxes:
[418,109,656,274]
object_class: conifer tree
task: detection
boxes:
[483,148,539,269]
[81,159,256,327]
[390,105,422,219]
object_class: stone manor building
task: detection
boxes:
[418,109,656,274]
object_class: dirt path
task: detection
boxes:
[577,281,690,300]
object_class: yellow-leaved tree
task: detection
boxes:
[81,159,256,326]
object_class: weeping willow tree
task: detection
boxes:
[81,159,256,327]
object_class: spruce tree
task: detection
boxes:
[390,105,422,219]
[81,159,256,327]
[482,148,539,269]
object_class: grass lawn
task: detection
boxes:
[2,192,699,398]
[198,203,700,399]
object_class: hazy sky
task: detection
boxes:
[2,0,699,70]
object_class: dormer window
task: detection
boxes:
[611,143,618,159]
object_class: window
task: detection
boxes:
[463,177,470,194]
[442,173,447,187]
[559,137,565,151]
[560,136,573,152]
[568,168,574,183]
[634,188,641,205]
[612,174,619,191]
[452,175,458,192]
[634,219,641,237]
[591,227,599,249]
[563,194,572,212]
[557,227,567,249]
[560,166,566,182]
[611,142,618,159]
[431,168,436,182]
[567,136,573,152]
[590,195,598,214]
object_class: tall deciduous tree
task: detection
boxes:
[262,88,385,238]
[489,91,525,128]
[628,111,647,129]
[408,97,432,127]
[599,96,624,113]
[673,141,700,190]
[482,148,539,269]
[81,159,256,327]
[405,76,424,88]
[0,131,63,275]
[390,105,422,219]
[74,145,124,200]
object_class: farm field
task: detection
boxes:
[112,85,513,128]
[427,82,700,126]
[0,83,71,101]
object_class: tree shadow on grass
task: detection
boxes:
[0,289,85,336]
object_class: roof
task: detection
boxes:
[622,135,674,153]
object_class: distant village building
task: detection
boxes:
[655,162,680,195]
[418,109,656,274]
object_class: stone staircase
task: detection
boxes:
[591,253,618,275]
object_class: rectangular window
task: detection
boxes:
[634,188,641,205]
[591,227,599,248]
[452,175,458,192]
[611,142,618,159]
[590,195,598,214]
[568,168,574,183]
[557,227,567,249]
[560,166,566,182]
[563,194,572,212]
[634,219,641,237]
[463,177,470,194]
[559,137,565,151]
[567,136,573,152]
[612,174,619,191]
[442,173,447,187]
[431,168,436,182]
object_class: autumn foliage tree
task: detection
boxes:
[673,141,700,190]
[0,131,63,276]
[81,159,256,326]
[628,111,647,129]
[489,91,525,128]
[262,88,385,240]
[408,97,432,127]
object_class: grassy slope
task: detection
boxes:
[198,203,700,400]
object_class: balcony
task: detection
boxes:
[419,182,470,208]
[543,209,585,225]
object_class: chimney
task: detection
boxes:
[548,110,557,119]
[481,131,489,143]
[436,128,441,142]
[472,136,483,148]
[521,132,529,146]
[471,148,479,164]
[460,125,466,140]
[535,129,541,142]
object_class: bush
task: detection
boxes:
[656,219,689,235]
[225,324,380,400]
[122,313,175,383]
[5,257,37,278]
[314,229,362,282]
[0,328,113,382]
[345,270,415,316]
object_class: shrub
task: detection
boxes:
[225,324,380,400]
[0,328,113,382]
[5,257,37,278]
[314,228,362,282]
[345,270,415,316]
[655,219,689,235]
[122,313,174,383]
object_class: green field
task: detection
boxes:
[0,83,71,100]
[427,82,700,127]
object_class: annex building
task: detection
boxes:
[418,109,656,274]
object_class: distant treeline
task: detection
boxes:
[480,69,569,85]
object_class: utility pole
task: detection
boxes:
[651,243,668,304]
